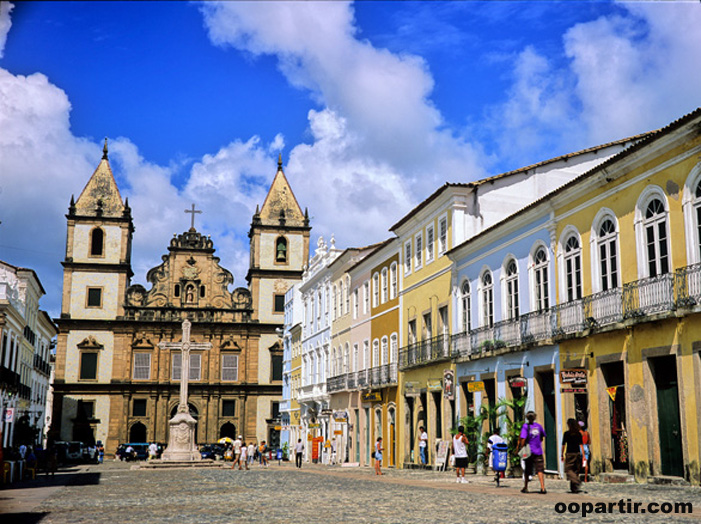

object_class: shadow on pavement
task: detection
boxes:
[2,469,101,490]
[2,512,49,524]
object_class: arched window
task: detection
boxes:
[343,343,350,373]
[597,218,619,290]
[345,276,351,313]
[372,339,379,368]
[505,259,519,320]
[390,333,398,363]
[564,235,582,301]
[332,285,338,319]
[390,263,398,299]
[372,273,380,307]
[363,340,370,370]
[353,344,359,372]
[461,281,471,333]
[381,336,388,365]
[644,198,670,277]
[275,236,288,263]
[533,247,549,311]
[481,271,494,328]
[90,228,104,257]
[381,267,388,303]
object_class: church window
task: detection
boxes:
[274,294,285,313]
[276,236,288,263]
[200,285,206,298]
[172,353,201,381]
[90,227,104,257]
[132,399,147,417]
[174,284,180,297]
[86,287,102,308]
[79,352,98,380]
[221,354,238,382]
[272,354,283,381]
[222,399,236,417]
[133,353,151,380]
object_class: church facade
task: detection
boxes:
[51,144,309,456]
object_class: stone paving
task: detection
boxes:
[2,460,701,523]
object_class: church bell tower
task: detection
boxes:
[247,155,310,323]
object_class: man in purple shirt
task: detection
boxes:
[518,411,547,494]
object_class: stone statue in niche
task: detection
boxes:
[186,285,195,303]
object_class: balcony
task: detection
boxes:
[326,375,347,393]
[0,366,20,391]
[583,288,623,326]
[34,354,51,375]
[552,299,585,336]
[356,368,369,388]
[623,273,674,318]
[675,263,701,307]
[346,371,358,390]
[520,309,552,343]
[398,334,450,369]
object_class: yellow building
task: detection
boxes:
[547,107,701,482]
[367,240,400,467]
[392,188,457,467]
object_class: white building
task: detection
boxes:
[0,260,56,448]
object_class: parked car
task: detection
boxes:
[66,441,83,462]
[199,444,225,460]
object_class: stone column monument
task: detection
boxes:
[158,318,212,461]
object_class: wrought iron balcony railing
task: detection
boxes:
[623,273,674,318]
[398,334,450,369]
[675,263,701,307]
[327,374,347,393]
[552,299,585,336]
[583,288,623,327]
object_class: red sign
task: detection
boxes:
[311,436,323,461]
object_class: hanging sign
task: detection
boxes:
[404,382,419,397]
[333,410,348,422]
[467,381,485,393]
[362,392,382,402]
[4,408,14,423]
[560,368,588,393]
[607,386,618,402]
[443,369,455,400]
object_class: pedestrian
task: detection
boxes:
[579,421,591,482]
[46,443,57,476]
[148,442,158,461]
[374,437,384,475]
[562,418,585,493]
[294,438,304,468]
[97,442,105,464]
[19,443,27,460]
[259,440,268,467]
[247,441,256,467]
[452,425,469,484]
[517,411,547,494]
[233,435,243,470]
[418,425,428,465]
[240,441,249,470]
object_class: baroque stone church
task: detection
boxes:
[51,142,310,456]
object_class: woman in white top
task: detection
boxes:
[240,442,249,470]
[452,425,469,484]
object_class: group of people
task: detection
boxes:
[228,436,270,469]
[516,411,591,494]
[447,411,591,493]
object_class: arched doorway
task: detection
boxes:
[169,403,199,441]
[388,407,396,467]
[220,422,236,439]
[130,422,147,443]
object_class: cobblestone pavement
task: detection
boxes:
[3,461,701,524]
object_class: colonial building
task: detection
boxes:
[52,144,309,456]
[0,260,56,448]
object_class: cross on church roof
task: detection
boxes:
[185,203,202,230]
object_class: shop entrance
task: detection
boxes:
[601,361,627,471]
[536,371,557,470]
[651,355,684,477]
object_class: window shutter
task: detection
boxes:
[189,354,201,381]
[222,354,238,381]
[133,353,151,380]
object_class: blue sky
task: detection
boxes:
[0,1,699,318]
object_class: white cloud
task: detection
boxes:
[199,1,487,248]
[486,2,701,166]
[564,3,701,143]
[0,2,13,59]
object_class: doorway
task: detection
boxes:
[129,422,147,442]
[650,355,684,477]
[388,407,396,466]
[537,371,557,470]
[601,361,628,471]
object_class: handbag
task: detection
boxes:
[518,443,531,460]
